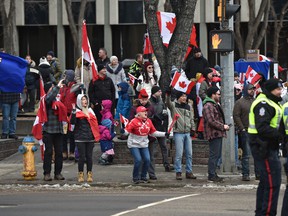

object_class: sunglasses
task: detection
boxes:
[147,66,154,69]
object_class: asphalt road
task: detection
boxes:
[0,188,286,216]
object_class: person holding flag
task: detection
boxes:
[166,88,197,180]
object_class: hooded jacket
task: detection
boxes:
[100,99,113,122]
[115,82,131,119]
[202,96,226,141]
[233,84,255,131]
[75,57,93,92]
[70,94,100,142]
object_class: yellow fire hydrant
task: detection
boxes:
[18,136,37,180]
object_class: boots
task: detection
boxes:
[78,172,84,183]
[87,171,93,182]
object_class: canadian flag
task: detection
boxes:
[120,114,129,127]
[82,20,98,82]
[170,71,196,94]
[245,66,262,85]
[157,11,197,59]
[259,54,284,73]
[31,76,47,161]
[128,73,137,85]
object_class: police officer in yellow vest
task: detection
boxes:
[281,101,288,216]
[248,78,283,216]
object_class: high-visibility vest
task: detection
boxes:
[248,93,282,134]
[282,102,288,134]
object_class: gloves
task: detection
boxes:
[165,132,170,139]
[190,130,196,137]
[120,128,125,134]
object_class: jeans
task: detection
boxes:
[235,133,239,166]
[174,133,193,174]
[2,101,19,135]
[251,149,281,216]
[77,141,94,172]
[208,137,222,178]
[148,137,169,178]
[43,132,64,175]
[130,147,150,181]
[239,131,251,176]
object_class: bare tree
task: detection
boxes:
[64,0,88,58]
[0,0,18,55]
[144,0,198,90]
[270,0,288,60]
[234,0,270,58]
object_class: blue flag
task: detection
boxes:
[0,52,28,93]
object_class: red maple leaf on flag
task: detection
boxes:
[166,17,176,34]
[179,81,187,88]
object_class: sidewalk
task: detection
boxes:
[0,144,286,189]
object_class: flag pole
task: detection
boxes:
[81,20,85,94]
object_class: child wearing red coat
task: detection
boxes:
[122,106,168,184]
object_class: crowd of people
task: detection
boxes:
[0,47,287,215]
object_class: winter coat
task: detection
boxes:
[233,85,255,131]
[43,86,65,134]
[106,62,127,99]
[125,117,165,148]
[75,57,93,92]
[25,60,40,90]
[185,56,209,79]
[129,99,155,120]
[99,125,113,152]
[38,64,55,84]
[136,74,157,98]
[59,81,77,115]
[166,95,195,133]
[129,61,143,78]
[100,99,113,122]
[70,94,100,142]
[149,95,168,132]
[96,57,110,68]
[48,57,62,82]
[115,82,131,120]
[202,96,226,141]
[199,80,211,101]
[88,75,115,108]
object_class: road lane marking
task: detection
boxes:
[111,193,200,216]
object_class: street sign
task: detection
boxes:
[209,30,234,52]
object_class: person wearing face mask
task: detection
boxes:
[136,61,158,98]
[166,90,197,180]
[75,57,93,92]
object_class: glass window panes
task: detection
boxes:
[119,1,143,24]
[71,1,96,24]
[24,0,49,25]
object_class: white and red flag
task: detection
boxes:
[143,33,154,55]
[31,76,47,161]
[82,20,98,82]
[170,71,196,94]
[245,66,262,85]
[128,73,137,86]
[156,11,197,59]
[120,114,129,127]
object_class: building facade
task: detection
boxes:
[0,0,287,70]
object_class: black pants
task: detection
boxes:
[77,141,94,172]
[63,130,75,154]
[26,88,36,111]
[43,132,63,175]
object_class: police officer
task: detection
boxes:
[281,102,288,216]
[248,78,283,216]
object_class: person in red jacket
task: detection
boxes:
[122,106,168,184]
[60,70,77,160]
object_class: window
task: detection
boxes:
[71,0,96,24]
[119,0,143,24]
[24,0,49,25]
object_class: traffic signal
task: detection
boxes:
[217,0,241,21]
[224,0,241,20]
[209,30,234,52]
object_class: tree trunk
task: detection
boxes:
[64,0,88,59]
[0,0,18,55]
[144,0,197,91]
